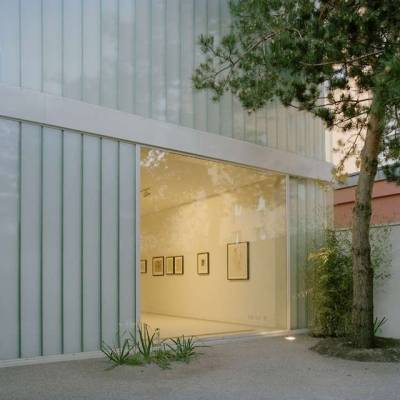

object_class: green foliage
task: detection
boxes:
[133,323,160,361]
[152,344,173,370]
[193,0,400,179]
[167,336,203,363]
[307,228,391,337]
[374,316,388,336]
[307,230,353,337]
[101,324,201,369]
[124,353,144,366]
[101,338,133,365]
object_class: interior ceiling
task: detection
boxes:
[141,147,280,215]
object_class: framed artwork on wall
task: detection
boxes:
[197,252,210,275]
[227,242,249,280]
[165,256,174,275]
[174,256,184,275]
[140,259,147,274]
[152,256,164,276]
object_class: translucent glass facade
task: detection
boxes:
[0,0,326,160]
[0,118,137,360]
[0,0,332,362]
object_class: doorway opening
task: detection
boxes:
[140,147,288,338]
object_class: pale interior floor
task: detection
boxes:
[141,312,276,339]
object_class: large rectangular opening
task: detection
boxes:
[140,147,288,338]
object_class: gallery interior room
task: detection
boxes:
[140,147,288,338]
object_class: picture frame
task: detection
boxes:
[140,259,147,274]
[197,252,210,275]
[227,242,249,280]
[152,256,164,276]
[165,256,174,275]
[174,255,184,275]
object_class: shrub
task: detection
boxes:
[307,227,391,338]
[307,230,353,337]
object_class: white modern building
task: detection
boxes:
[0,0,332,364]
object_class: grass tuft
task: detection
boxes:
[101,323,205,369]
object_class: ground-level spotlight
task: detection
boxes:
[285,336,296,341]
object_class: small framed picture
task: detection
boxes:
[174,256,184,275]
[227,242,249,280]
[197,252,209,275]
[140,259,147,274]
[165,256,174,275]
[152,256,164,276]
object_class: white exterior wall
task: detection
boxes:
[372,225,400,339]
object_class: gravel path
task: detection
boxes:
[1,335,399,400]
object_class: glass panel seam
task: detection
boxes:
[116,0,120,111]
[80,133,84,352]
[99,137,103,348]
[40,126,44,356]
[18,122,22,358]
[117,141,121,347]
[61,130,64,353]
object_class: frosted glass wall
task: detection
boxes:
[0,117,137,361]
[0,0,326,161]
[289,177,332,329]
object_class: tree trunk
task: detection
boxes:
[351,112,383,348]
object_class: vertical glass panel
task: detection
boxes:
[42,128,62,355]
[151,0,167,121]
[63,0,83,100]
[287,107,297,153]
[0,0,20,86]
[244,111,257,144]
[101,139,119,345]
[83,0,101,104]
[140,148,287,338]
[82,135,101,352]
[277,104,288,151]
[193,0,207,131]
[256,108,267,146]
[180,0,194,128]
[233,96,245,141]
[118,142,136,330]
[118,0,135,113]
[20,0,42,90]
[100,0,118,109]
[20,123,41,357]
[63,130,82,353]
[0,119,19,360]
[296,179,307,328]
[166,0,180,125]
[43,0,62,95]
[206,0,220,134]
[219,0,234,138]
[135,0,151,117]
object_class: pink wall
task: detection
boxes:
[334,180,400,228]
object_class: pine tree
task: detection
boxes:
[193,0,400,348]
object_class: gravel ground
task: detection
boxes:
[1,335,399,400]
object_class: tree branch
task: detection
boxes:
[300,51,383,67]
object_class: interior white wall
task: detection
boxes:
[141,177,287,329]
